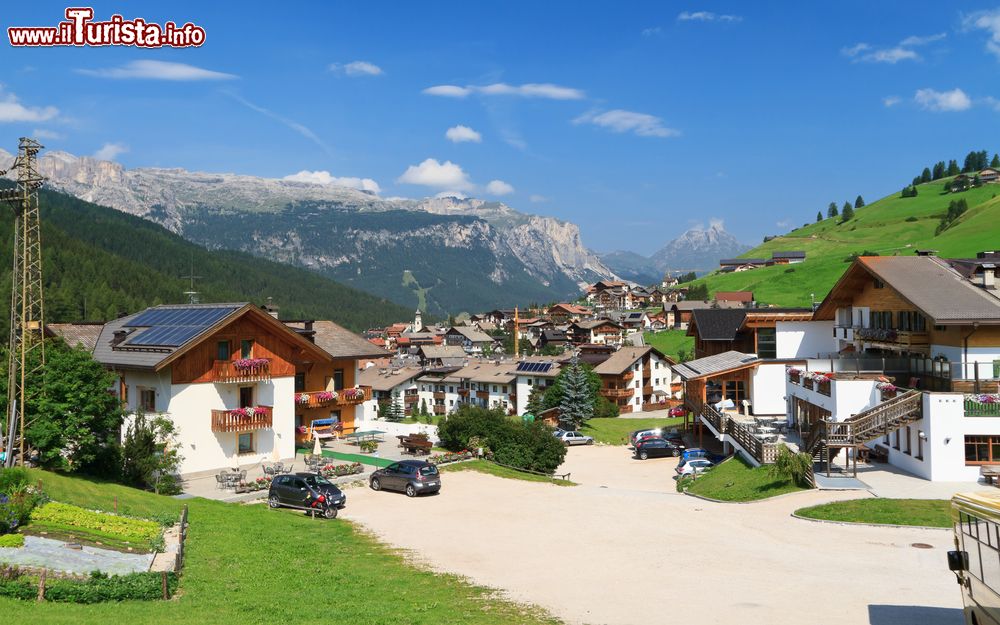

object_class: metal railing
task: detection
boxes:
[699,404,779,465]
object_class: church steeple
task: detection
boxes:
[413,308,423,332]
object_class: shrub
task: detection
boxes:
[0,534,23,548]
[0,570,178,602]
[121,412,183,495]
[784,267,795,273]
[0,468,30,495]
[905,216,918,222]
[768,444,814,487]
[359,440,378,453]
[437,406,566,474]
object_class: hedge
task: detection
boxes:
[0,570,178,602]
[437,406,566,474]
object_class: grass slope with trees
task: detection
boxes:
[688,152,1000,306]
[0,182,411,335]
[0,469,560,624]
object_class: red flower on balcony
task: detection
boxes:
[233,358,269,371]
[315,390,337,402]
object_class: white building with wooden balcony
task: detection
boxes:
[92,303,333,476]
[785,252,1000,481]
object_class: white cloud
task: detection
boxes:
[963,9,1000,60]
[677,11,742,23]
[226,92,333,156]
[32,128,63,140]
[0,86,58,123]
[93,142,128,161]
[882,95,902,107]
[78,60,236,80]
[841,33,945,64]
[329,61,383,76]
[283,170,380,193]
[573,109,679,138]
[485,180,515,196]
[445,125,482,143]
[423,82,584,100]
[529,194,548,203]
[914,88,972,112]
[642,26,662,37]
[397,158,474,190]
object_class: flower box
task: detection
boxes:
[318,462,365,478]
[427,450,475,465]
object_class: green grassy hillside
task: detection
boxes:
[693,178,1000,306]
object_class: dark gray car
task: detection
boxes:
[369,460,441,497]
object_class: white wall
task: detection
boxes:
[750,363,787,415]
[922,392,1000,481]
[165,375,296,475]
[776,320,835,359]
[933,344,1000,379]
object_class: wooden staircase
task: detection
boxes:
[803,390,923,461]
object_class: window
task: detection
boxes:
[239,386,254,408]
[493,385,498,393]
[916,433,923,460]
[893,429,900,450]
[238,432,255,455]
[294,373,305,392]
[528,379,533,386]
[883,433,890,445]
[139,388,156,413]
[333,369,344,391]
[240,339,254,359]
[757,328,777,359]
[965,435,1000,465]
[217,341,230,360]
[904,426,911,455]
[873,279,885,289]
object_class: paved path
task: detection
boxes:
[345,445,962,625]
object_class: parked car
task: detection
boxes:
[668,405,687,417]
[633,430,684,448]
[633,437,683,460]
[629,428,661,446]
[681,448,726,464]
[676,458,715,476]
[268,473,341,519]
[555,430,594,446]
[370,460,441,497]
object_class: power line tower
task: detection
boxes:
[0,138,46,467]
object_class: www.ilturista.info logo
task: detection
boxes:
[8,7,206,48]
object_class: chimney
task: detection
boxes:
[982,263,997,290]
[112,330,128,346]
[263,297,280,319]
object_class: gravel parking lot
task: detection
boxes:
[344,446,962,625]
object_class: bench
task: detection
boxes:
[982,465,1000,487]
[869,444,889,463]
[398,434,433,456]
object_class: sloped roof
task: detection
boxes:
[447,325,496,343]
[714,291,754,303]
[671,300,745,312]
[673,351,760,380]
[454,362,517,384]
[690,309,748,341]
[45,323,103,353]
[419,345,468,360]
[284,320,390,360]
[720,258,766,265]
[772,251,806,259]
[573,319,623,330]
[593,346,652,375]
[357,366,423,391]
[815,256,1000,324]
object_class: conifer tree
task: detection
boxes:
[816,211,823,223]
[932,161,946,180]
[558,356,594,430]
[827,202,838,218]
[841,203,855,221]
[920,167,932,183]
[947,160,961,176]
[854,195,865,208]
[992,154,1000,169]
[526,385,546,416]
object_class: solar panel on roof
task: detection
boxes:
[123,305,240,347]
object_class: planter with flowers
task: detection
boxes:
[966,393,1000,417]
[428,450,475,465]
[876,381,898,401]
[319,462,365,478]
[787,367,802,385]
[359,440,379,454]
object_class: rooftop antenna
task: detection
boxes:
[0,138,46,466]
[181,252,201,304]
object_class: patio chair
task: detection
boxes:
[215,473,225,489]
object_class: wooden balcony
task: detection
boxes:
[211,405,273,433]
[642,384,653,395]
[476,390,490,400]
[854,327,929,349]
[213,358,271,383]
[600,387,633,399]
[621,371,634,381]
[433,405,446,415]
[433,391,446,400]
[403,394,419,405]
[458,388,470,396]
[295,387,372,409]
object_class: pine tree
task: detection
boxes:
[526,385,546,416]
[841,203,855,221]
[978,150,990,170]
[558,356,594,430]
[920,167,932,183]
[947,160,961,176]
[827,202,838,218]
[992,154,1000,168]
[843,201,852,215]
[386,393,405,422]
[964,151,977,173]
[420,398,428,416]
[854,195,865,208]
[932,161,946,180]
[815,211,823,223]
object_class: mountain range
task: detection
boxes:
[600,221,751,284]
[8,149,617,316]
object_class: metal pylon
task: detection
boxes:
[0,137,46,467]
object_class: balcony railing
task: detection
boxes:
[698,404,779,465]
[621,371,634,381]
[642,384,653,395]
[966,395,1000,417]
[853,327,929,348]
[211,405,273,433]
[433,391,446,400]
[433,405,446,415]
[295,387,371,409]
[476,390,490,400]
[213,358,271,383]
[600,387,633,399]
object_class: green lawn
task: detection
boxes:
[297,447,394,468]
[582,416,684,445]
[795,498,951,528]
[439,460,575,486]
[9,469,559,625]
[685,456,809,502]
[401,415,443,425]
[643,329,693,361]
[691,178,1000,306]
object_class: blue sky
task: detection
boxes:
[3,2,1000,255]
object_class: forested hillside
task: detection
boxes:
[0,182,411,334]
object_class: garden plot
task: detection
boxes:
[0,535,153,575]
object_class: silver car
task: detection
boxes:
[555,430,594,446]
